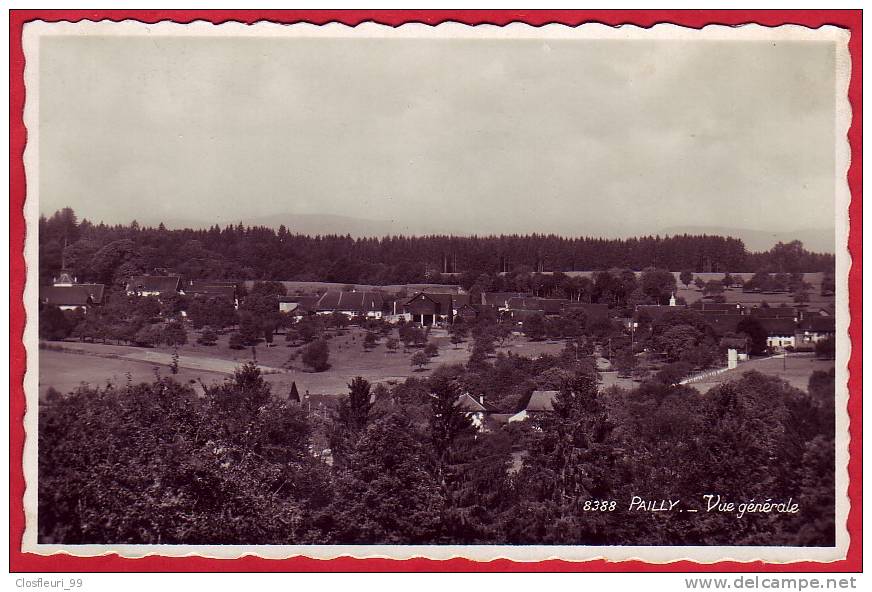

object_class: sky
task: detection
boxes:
[38,34,837,243]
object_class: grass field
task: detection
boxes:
[40,327,571,400]
[38,349,228,400]
[39,321,834,403]
[687,353,834,393]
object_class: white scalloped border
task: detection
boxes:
[19,18,854,565]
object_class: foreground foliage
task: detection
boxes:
[40,361,835,546]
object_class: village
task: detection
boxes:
[39,264,837,432]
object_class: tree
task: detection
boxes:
[39,369,320,545]
[238,313,261,346]
[694,277,706,290]
[197,327,218,346]
[327,414,443,543]
[655,361,693,385]
[302,340,331,372]
[736,317,769,356]
[613,348,637,378]
[449,323,468,346]
[162,320,188,347]
[424,342,439,358]
[385,337,399,353]
[656,324,703,362]
[523,314,546,341]
[363,331,379,351]
[170,348,180,375]
[793,287,810,306]
[411,351,430,371]
[703,280,725,299]
[815,336,835,360]
[679,270,694,288]
[228,332,245,350]
[132,324,162,347]
[722,273,734,288]
[640,267,677,304]
[331,377,375,461]
[428,376,473,470]
[187,296,238,330]
[39,306,72,341]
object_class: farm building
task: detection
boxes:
[278,294,319,316]
[482,292,533,309]
[759,318,798,350]
[795,315,836,349]
[403,291,454,325]
[561,302,611,323]
[315,290,385,319]
[185,280,238,304]
[701,312,745,336]
[454,393,500,431]
[508,390,559,423]
[751,306,798,322]
[125,275,182,297]
[40,271,105,312]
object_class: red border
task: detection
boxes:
[9,9,862,573]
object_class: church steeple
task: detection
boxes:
[54,237,76,286]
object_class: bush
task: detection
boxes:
[39,306,72,341]
[197,327,218,346]
[411,350,430,371]
[815,336,835,360]
[302,340,330,372]
[363,331,379,350]
[228,332,245,350]
[133,324,162,347]
[655,361,693,385]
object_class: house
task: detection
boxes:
[634,304,686,326]
[455,303,499,323]
[403,291,454,325]
[40,270,105,312]
[315,290,385,319]
[795,315,836,350]
[482,292,532,309]
[701,312,745,336]
[455,393,499,431]
[690,301,745,315]
[751,306,797,322]
[759,318,797,350]
[508,390,559,422]
[126,275,182,297]
[185,280,238,300]
[279,294,319,316]
[561,302,611,323]
[506,297,566,316]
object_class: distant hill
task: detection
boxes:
[659,226,835,254]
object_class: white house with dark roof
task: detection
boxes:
[315,290,384,319]
[508,390,559,423]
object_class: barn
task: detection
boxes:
[403,292,454,326]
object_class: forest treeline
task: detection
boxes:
[40,208,835,288]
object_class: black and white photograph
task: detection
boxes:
[22,20,851,563]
